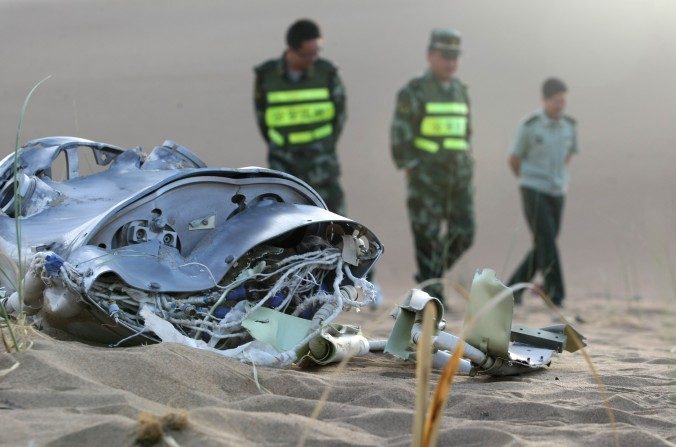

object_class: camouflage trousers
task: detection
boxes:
[268,144,346,216]
[406,159,475,302]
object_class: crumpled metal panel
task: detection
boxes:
[0,136,124,181]
[464,268,513,359]
[508,343,555,367]
[0,136,385,357]
[73,202,363,292]
[0,137,331,263]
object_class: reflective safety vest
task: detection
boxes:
[257,59,339,148]
[413,80,470,153]
[264,87,335,146]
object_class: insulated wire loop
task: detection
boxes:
[31,246,374,366]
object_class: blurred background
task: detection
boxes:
[1,0,674,306]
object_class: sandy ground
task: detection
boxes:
[0,0,674,445]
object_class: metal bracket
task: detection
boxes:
[188,215,215,230]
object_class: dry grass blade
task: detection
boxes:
[420,284,526,447]
[0,315,34,353]
[297,301,396,447]
[0,302,20,353]
[0,359,20,379]
[412,303,436,447]
[0,257,20,351]
[536,291,619,447]
[0,327,11,353]
[422,339,464,447]
[450,282,469,301]
[296,353,351,447]
[420,282,618,447]
[166,345,272,394]
[571,336,617,447]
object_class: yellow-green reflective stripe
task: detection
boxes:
[312,123,333,139]
[289,131,313,144]
[268,128,284,145]
[267,88,330,104]
[443,138,468,151]
[420,116,467,137]
[288,124,333,144]
[414,137,439,153]
[425,102,468,114]
[265,102,335,127]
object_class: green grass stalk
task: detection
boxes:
[12,75,51,318]
[0,75,52,353]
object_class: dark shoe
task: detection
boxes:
[422,284,444,302]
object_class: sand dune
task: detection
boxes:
[1,296,673,446]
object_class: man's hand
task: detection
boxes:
[508,154,521,177]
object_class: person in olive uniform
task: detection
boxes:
[390,29,474,303]
[507,78,578,307]
[253,19,346,215]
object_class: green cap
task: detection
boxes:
[429,28,461,57]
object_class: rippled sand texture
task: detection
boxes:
[1,294,673,446]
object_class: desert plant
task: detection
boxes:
[420,282,619,447]
[0,75,52,354]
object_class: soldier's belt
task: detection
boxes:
[268,124,333,147]
[414,137,468,153]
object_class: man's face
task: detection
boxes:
[287,38,322,71]
[427,50,459,81]
[543,92,567,119]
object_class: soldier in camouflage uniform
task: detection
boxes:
[254,19,347,215]
[390,29,474,303]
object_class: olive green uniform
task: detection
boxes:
[391,71,474,301]
[508,110,578,306]
[254,55,346,215]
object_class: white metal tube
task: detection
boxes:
[434,331,487,365]
[367,339,387,351]
[432,350,472,374]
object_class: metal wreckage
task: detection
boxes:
[0,137,584,374]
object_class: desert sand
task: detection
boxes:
[0,0,674,445]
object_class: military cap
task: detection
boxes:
[428,28,461,57]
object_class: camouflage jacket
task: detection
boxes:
[390,71,472,173]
